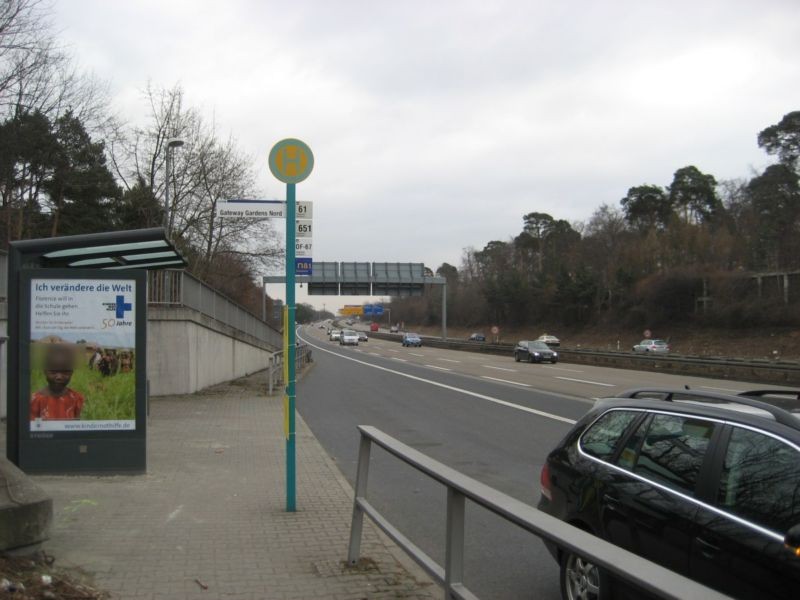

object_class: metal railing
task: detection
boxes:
[148,270,282,349]
[0,251,6,301]
[267,344,313,395]
[347,426,731,600]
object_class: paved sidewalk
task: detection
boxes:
[29,372,439,599]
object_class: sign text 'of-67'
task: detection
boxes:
[215,200,312,219]
[295,240,312,257]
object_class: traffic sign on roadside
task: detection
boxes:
[268,137,314,514]
[269,139,314,184]
[295,258,312,276]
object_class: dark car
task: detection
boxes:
[514,340,558,363]
[468,333,486,342]
[538,387,800,600]
[402,332,422,347]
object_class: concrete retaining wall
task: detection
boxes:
[147,306,275,396]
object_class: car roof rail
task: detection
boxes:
[739,389,800,401]
[615,387,800,430]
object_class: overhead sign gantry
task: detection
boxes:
[263,263,448,338]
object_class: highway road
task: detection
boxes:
[295,324,766,599]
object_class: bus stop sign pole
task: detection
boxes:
[268,139,314,512]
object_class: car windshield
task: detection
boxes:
[344,330,356,336]
[406,333,419,337]
[530,341,550,350]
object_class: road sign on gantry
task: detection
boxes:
[340,262,371,295]
[372,262,425,296]
[308,261,339,295]
[268,139,314,184]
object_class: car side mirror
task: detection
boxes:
[784,523,800,556]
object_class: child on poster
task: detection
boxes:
[29,344,85,421]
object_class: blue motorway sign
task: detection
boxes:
[363,304,373,316]
[295,258,312,276]
[373,305,384,316]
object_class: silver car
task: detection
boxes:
[329,329,342,342]
[340,330,359,346]
[632,339,670,353]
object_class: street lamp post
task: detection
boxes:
[164,137,185,232]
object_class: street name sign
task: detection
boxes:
[216,200,312,219]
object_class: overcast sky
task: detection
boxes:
[55,0,800,310]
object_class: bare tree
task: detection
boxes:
[0,0,51,105]
[111,81,283,284]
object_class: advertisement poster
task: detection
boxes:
[28,278,137,433]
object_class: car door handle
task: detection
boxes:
[695,536,720,559]
[602,494,623,511]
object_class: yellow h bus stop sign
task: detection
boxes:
[268,139,314,184]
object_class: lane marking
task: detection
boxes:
[386,349,399,353]
[369,352,381,357]
[426,364,452,371]
[542,366,584,373]
[392,357,408,362]
[166,505,184,523]
[482,376,531,387]
[700,385,745,393]
[483,365,517,372]
[298,333,577,425]
[556,376,615,388]
[439,358,461,363]
[408,352,425,357]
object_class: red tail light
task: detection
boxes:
[540,463,552,500]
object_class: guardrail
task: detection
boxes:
[267,344,313,395]
[148,270,282,349]
[347,426,731,600]
[366,331,800,385]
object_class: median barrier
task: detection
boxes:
[368,332,800,385]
